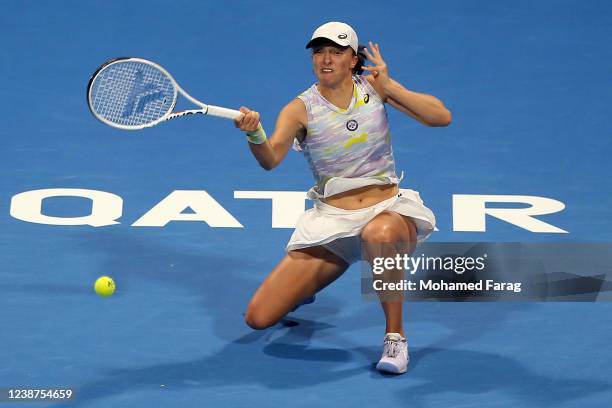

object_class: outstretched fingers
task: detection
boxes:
[364,41,383,62]
[362,42,389,81]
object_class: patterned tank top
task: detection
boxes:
[294,75,400,199]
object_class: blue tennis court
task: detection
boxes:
[1,1,611,407]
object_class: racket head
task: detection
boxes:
[87,57,178,130]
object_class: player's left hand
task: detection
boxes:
[363,42,391,89]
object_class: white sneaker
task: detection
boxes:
[376,333,408,374]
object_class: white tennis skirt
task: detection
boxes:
[286,188,436,265]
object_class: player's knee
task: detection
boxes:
[244,303,276,330]
[402,217,418,243]
[362,213,417,244]
[361,220,400,243]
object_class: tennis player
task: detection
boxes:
[236,22,451,374]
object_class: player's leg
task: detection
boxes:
[361,211,417,335]
[361,211,417,374]
[244,246,348,330]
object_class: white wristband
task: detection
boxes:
[246,124,267,145]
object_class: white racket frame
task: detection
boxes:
[87,57,243,130]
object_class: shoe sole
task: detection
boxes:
[376,361,407,374]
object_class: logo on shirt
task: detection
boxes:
[346,119,358,131]
[364,94,370,104]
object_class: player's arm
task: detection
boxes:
[377,79,451,127]
[363,42,451,127]
[235,99,306,170]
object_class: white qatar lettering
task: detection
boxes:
[132,190,243,227]
[9,189,569,233]
[10,188,122,227]
[452,194,567,233]
[234,191,307,228]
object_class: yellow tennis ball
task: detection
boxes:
[94,276,115,297]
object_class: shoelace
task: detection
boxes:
[383,339,404,358]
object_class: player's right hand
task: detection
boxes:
[235,106,260,132]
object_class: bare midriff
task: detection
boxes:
[321,183,399,210]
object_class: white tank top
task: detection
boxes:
[294,75,401,199]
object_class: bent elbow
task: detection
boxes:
[428,110,452,127]
[443,110,452,126]
[258,159,277,171]
[439,113,452,127]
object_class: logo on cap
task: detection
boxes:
[338,33,348,39]
[346,119,358,131]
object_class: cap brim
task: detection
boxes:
[305,36,350,49]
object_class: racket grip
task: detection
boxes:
[207,105,243,120]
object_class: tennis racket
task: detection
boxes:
[87,57,243,130]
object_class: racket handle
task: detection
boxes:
[207,105,243,120]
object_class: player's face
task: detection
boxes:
[311,45,357,85]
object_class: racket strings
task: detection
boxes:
[90,60,175,127]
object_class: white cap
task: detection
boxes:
[306,21,358,54]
